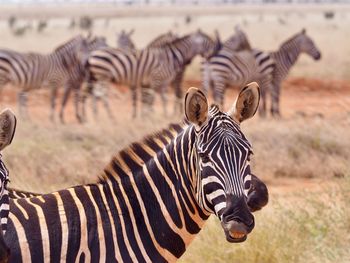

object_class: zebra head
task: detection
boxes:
[185,82,260,243]
[191,29,218,59]
[297,29,321,60]
[224,25,252,51]
[116,29,136,51]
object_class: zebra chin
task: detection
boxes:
[218,195,255,243]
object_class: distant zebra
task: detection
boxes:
[86,30,218,118]
[116,29,135,52]
[222,27,321,116]
[0,35,89,122]
[270,29,321,116]
[202,27,275,115]
[0,108,17,262]
[4,83,269,262]
[116,30,186,115]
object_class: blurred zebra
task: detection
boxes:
[116,29,135,52]
[203,27,275,115]
[86,30,217,118]
[4,84,269,262]
[270,29,321,116]
[0,35,89,122]
[202,35,273,113]
[59,35,108,123]
[222,27,321,116]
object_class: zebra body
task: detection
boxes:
[4,83,267,262]
[269,29,321,115]
[0,35,89,122]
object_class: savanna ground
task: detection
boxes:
[0,3,350,262]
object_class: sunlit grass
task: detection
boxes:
[180,177,350,263]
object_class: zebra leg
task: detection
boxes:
[102,94,115,120]
[18,91,30,120]
[50,86,59,122]
[257,78,268,118]
[270,82,281,117]
[131,85,137,119]
[92,96,99,120]
[159,83,169,117]
[213,81,226,110]
[141,85,154,117]
[59,85,72,124]
[73,88,83,123]
[172,71,184,115]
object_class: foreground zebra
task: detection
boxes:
[0,108,17,262]
[270,29,321,116]
[4,83,268,262]
[0,35,89,122]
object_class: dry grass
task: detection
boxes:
[179,176,350,263]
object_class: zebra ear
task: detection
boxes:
[185,87,209,130]
[129,29,134,36]
[301,28,306,34]
[228,82,260,123]
[0,109,17,151]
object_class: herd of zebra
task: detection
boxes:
[0,82,271,262]
[0,26,321,122]
[0,25,321,262]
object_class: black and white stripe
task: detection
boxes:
[0,157,10,234]
[269,29,321,116]
[4,86,264,262]
[202,29,274,114]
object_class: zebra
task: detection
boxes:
[141,30,219,116]
[0,35,89,123]
[202,28,275,115]
[86,30,218,118]
[269,29,321,116]
[4,83,268,262]
[116,29,135,52]
[59,35,108,123]
[222,27,321,116]
[116,30,187,115]
[0,108,17,262]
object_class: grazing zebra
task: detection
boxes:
[202,28,275,115]
[270,29,321,116]
[86,30,217,118]
[4,83,268,262]
[0,108,17,262]
[0,35,91,122]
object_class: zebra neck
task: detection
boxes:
[99,124,209,261]
[278,41,301,70]
[166,38,197,65]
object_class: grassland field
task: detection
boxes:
[0,4,350,262]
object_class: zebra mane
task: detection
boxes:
[53,35,84,53]
[99,121,187,183]
[279,32,303,49]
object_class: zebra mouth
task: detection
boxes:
[226,230,247,243]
